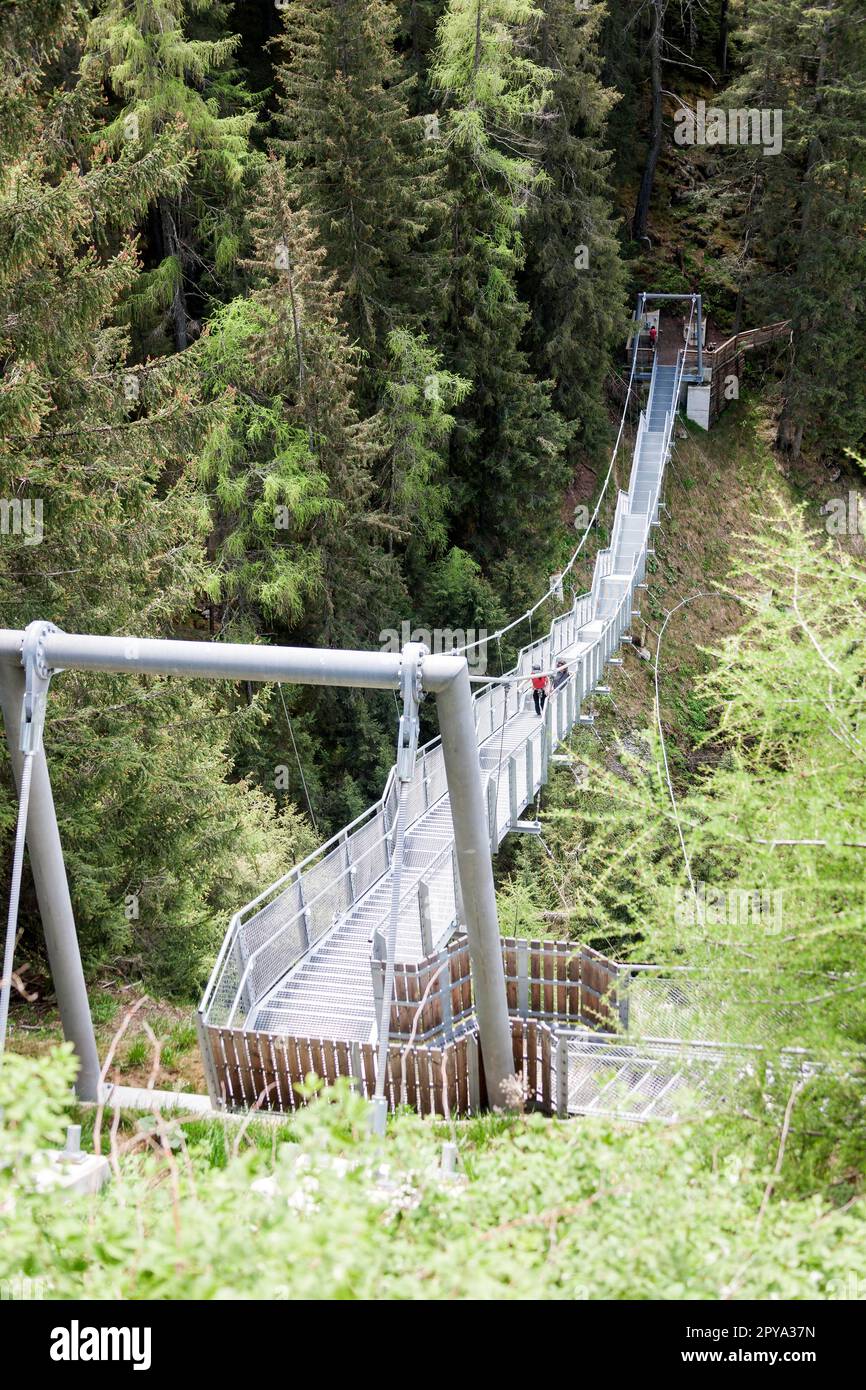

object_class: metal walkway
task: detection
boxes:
[201,356,684,1045]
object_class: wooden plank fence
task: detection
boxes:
[205,1024,486,1117]
[372,935,620,1044]
[204,1015,575,1118]
[703,320,791,425]
[202,938,624,1116]
[372,935,473,1042]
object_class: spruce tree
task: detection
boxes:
[430,0,571,573]
[522,0,628,458]
[198,157,405,647]
[725,0,866,460]
[274,0,443,380]
[85,0,258,352]
[395,0,447,112]
[0,10,308,995]
[380,328,470,579]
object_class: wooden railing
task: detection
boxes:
[704,320,792,369]
[204,938,624,1114]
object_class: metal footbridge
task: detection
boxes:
[0,291,812,1117]
[200,348,686,1051]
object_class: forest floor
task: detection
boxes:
[8,979,208,1093]
[6,382,862,1095]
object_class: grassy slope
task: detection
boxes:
[495,384,864,945]
[3,1055,863,1301]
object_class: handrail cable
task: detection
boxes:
[452,318,643,658]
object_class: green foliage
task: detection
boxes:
[124,1038,149,1070]
[502,498,866,1121]
[381,329,471,569]
[2,1052,865,1299]
[0,1047,79,1181]
[0,13,314,995]
[521,0,628,456]
[214,157,406,645]
[274,0,444,373]
[86,0,260,350]
[431,0,573,567]
[723,0,866,459]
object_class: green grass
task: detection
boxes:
[167,1022,198,1054]
[4,1054,864,1301]
[123,1038,149,1070]
[88,994,119,1026]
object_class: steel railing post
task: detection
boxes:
[418,879,433,957]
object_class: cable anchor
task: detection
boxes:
[20,621,63,755]
[395,642,427,783]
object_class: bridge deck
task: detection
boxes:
[202,361,681,1050]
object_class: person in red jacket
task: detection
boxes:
[649,322,658,352]
[531,664,549,716]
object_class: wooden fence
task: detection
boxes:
[703,320,791,425]
[201,936,623,1115]
[371,936,620,1042]
[202,1016,566,1117]
[371,935,473,1042]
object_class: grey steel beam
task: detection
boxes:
[0,628,515,1109]
[0,629,405,691]
[0,661,101,1100]
[433,658,514,1108]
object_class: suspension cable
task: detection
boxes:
[372,782,409,1111]
[0,752,35,1055]
[452,325,643,658]
[277,682,319,836]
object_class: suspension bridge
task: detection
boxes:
[195,299,698,1114]
[5,292,783,1122]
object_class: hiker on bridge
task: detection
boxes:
[552,656,570,691]
[531,664,549,716]
[649,322,658,352]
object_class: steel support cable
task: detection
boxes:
[277,682,319,836]
[452,329,642,659]
[372,783,409,1105]
[0,752,34,1056]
